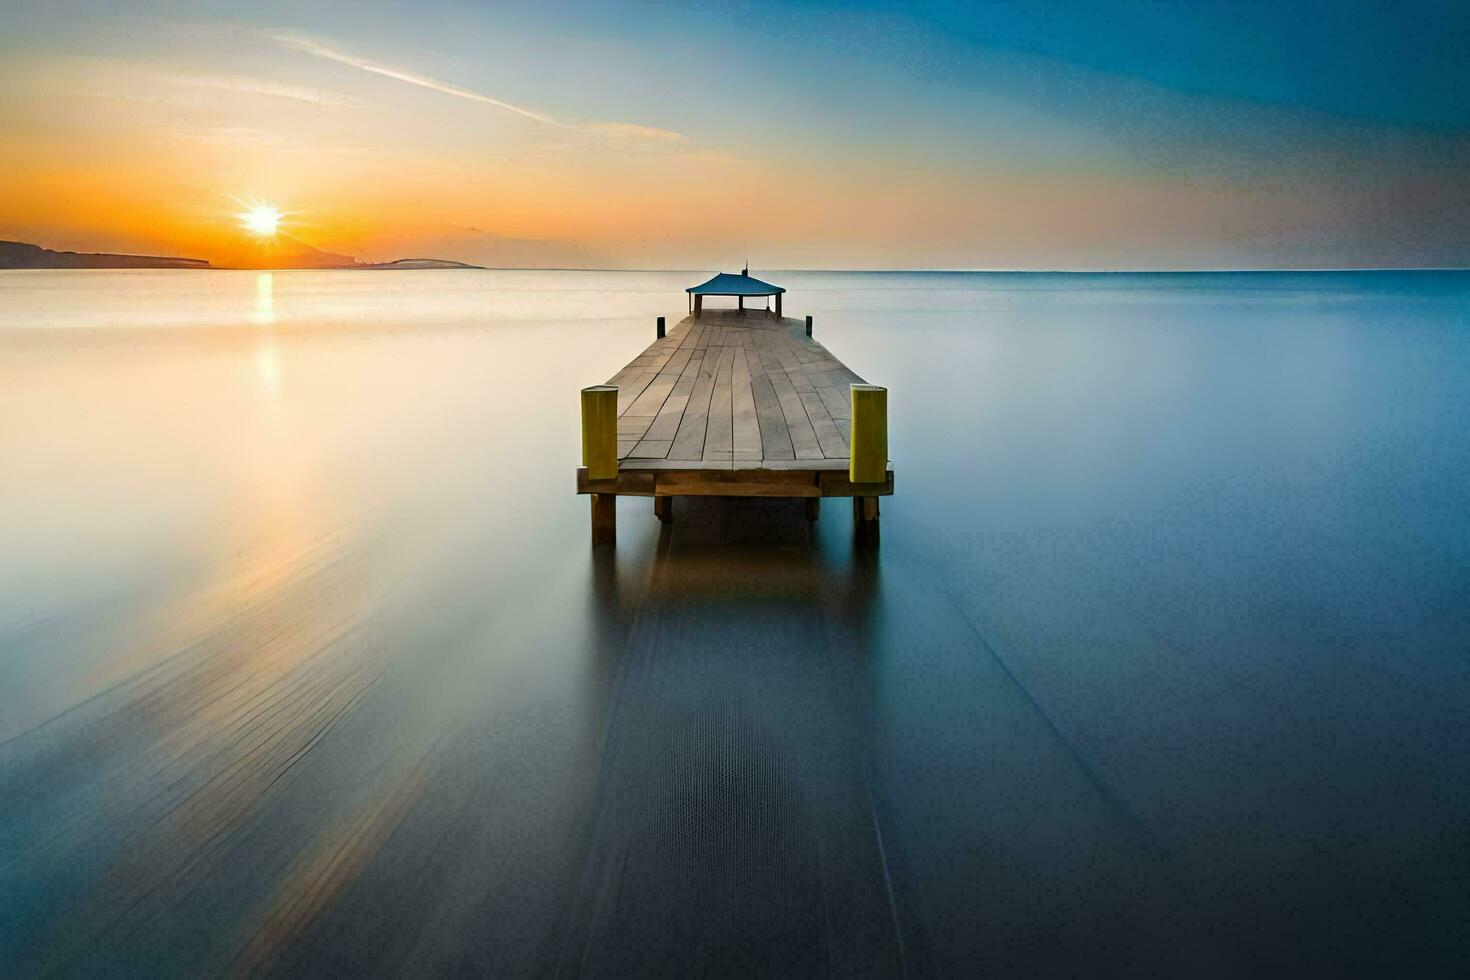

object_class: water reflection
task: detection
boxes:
[255,340,282,398]
[562,497,896,975]
[253,271,274,326]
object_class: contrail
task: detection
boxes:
[268,33,683,142]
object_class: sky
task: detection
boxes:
[1,0,1467,269]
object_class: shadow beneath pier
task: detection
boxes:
[561,496,897,975]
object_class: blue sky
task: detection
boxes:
[2,0,1466,267]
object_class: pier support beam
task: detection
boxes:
[591,494,616,545]
[654,495,673,523]
[805,497,820,521]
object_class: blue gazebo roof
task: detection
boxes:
[686,272,785,296]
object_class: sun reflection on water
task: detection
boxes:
[253,272,274,326]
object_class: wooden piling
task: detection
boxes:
[805,497,821,521]
[581,385,618,481]
[654,495,672,523]
[591,494,616,545]
[853,497,880,547]
[849,384,888,485]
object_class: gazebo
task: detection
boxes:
[686,266,785,318]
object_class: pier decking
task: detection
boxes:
[576,309,893,540]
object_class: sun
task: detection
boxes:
[239,204,282,237]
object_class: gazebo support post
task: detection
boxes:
[738,295,744,313]
[693,294,703,319]
[775,293,783,318]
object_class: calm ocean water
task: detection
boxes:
[2,269,1467,974]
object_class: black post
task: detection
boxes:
[656,316,665,339]
[805,315,813,337]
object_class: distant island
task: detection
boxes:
[0,240,210,269]
[0,240,482,271]
[353,258,484,270]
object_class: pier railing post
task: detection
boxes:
[805,315,813,337]
[581,385,619,481]
[582,385,619,545]
[849,384,887,486]
[656,316,665,339]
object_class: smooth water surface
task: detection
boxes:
[2,269,1468,975]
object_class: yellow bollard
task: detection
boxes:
[849,384,887,485]
[581,385,619,481]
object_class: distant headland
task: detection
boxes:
[0,240,482,271]
[0,240,210,269]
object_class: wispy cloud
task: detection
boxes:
[591,122,686,142]
[155,71,356,108]
[268,33,685,143]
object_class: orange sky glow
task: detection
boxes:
[2,4,1467,269]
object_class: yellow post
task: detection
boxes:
[849,384,887,484]
[581,385,618,481]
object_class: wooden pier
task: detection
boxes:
[576,304,893,543]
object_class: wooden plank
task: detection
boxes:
[659,347,695,377]
[750,372,794,460]
[618,416,654,437]
[627,439,672,458]
[577,467,655,495]
[656,481,819,498]
[655,469,820,497]
[614,369,659,416]
[818,468,895,497]
[669,347,718,459]
[750,458,857,471]
[767,365,824,460]
[625,373,677,418]
[621,458,733,471]
[797,390,848,458]
[703,346,735,460]
[815,383,850,421]
[642,358,700,443]
[731,347,762,459]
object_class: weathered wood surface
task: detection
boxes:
[577,464,892,497]
[609,311,867,468]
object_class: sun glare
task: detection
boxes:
[239,204,282,237]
